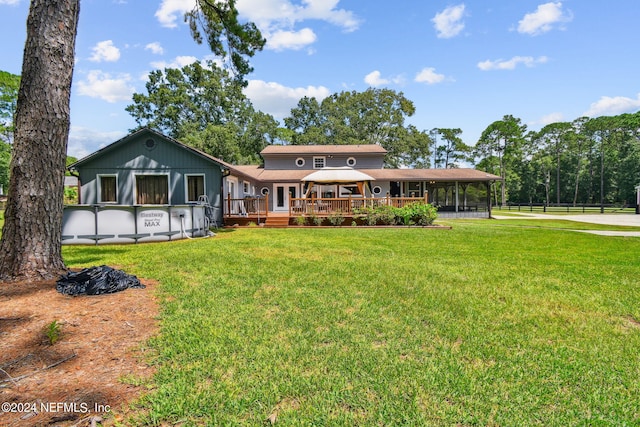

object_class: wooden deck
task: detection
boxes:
[289,195,427,216]
[223,195,490,226]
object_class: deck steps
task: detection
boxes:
[264,216,290,228]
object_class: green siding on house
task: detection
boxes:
[70,129,226,224]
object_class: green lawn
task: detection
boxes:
[61,221,640,426]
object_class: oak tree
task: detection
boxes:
[126,60,278,164]
[284,88,419,167]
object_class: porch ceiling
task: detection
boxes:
[361,168,502,182]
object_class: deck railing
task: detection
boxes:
[225,194,269,218]
[289,195,428,216]
[224,194,495,220]
[224,194,430,217]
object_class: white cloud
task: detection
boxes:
[583,93,640,118]
[477,56,549,71]
[68,126,127,159]
[432,4,466,39]
[538,112,565,125]
[76,70,135,103]
[517,2,572,36]
[155,0,360,51]
[238,0,360,51]
[292,0,360,32]
[89,40,121,62]
[414,67,447,84]
[0,0,21,4]
[244,79,330,119]
[267,28,317,51]
[150,55,199,70]
[364,70,405,87]
[237,0,361,33]
[155,0,195,28]
[145,42,164,55]
[364,71,389,87]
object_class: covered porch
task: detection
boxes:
[223,183,494,226]
[223,166,498,226]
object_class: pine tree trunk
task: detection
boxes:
[573,157,581,207]
[0,0,80,282]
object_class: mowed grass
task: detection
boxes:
[62,221,640,426]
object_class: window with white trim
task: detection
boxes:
[98,175,117,203]
[186,174,205,203]
[136,174,169,204]
[313,156,326,169]
[346,157,357,167]
[295,157,305,167]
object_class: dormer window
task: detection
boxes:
[313,156,326,169]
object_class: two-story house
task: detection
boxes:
[224,144,500,225]
[65,129,500,242]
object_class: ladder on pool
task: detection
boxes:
[198,195,219,229]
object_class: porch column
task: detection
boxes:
[487,181,492,218]
[455,181,459,213]
[462,184,468,210]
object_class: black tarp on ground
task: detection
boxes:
[56,265,145,296]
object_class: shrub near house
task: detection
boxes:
[293,201,437,226]
[352,201,438,226]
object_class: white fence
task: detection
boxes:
[62,205,209,245]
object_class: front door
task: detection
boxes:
[274,184,298,212]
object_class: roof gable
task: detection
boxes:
[69,128,230,171]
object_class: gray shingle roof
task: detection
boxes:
[261,144,387,155]
[227,164,502,183]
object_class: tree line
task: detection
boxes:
[2,63,639,208]
[125,67,473,170]
[125,62,640,206]
[475,113,640,207]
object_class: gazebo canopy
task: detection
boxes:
[301,167,375,184]
[302,167,375,197]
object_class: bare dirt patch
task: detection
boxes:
[0,276,159,426]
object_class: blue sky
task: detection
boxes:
[1,0,639,159]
